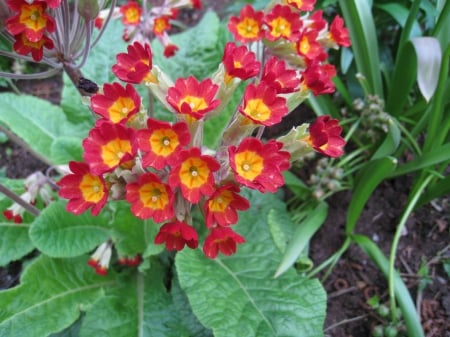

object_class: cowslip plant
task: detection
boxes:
[0,1,351,336]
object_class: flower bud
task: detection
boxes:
[78,0,100,21]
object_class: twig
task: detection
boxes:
[324,314,368,332]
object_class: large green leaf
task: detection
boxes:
[108,201,160,258]
[0,255,115,337]
[29,200,111,257]
[0,93,86,165]
[80,262,209,337]
[176,191,326,337]
[0,223,34,266]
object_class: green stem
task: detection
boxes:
[388,175,433,322]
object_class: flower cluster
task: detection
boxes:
[1,0,114,69]
[3,0,60,61]
[97,0,203,58]
[57,1,348,274]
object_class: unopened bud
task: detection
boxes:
[78,0,100,21]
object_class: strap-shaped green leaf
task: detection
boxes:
[274,202,328,278]
[371,117,401,160]
[338,0,383,97]
[0,223,34,266]
[29,200,110,257]
[352,235,424,337]
[346,157,397,234]
[0,255,115,337]
[176,191,326,337]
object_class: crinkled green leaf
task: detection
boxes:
[108,201,157,258]
[0,223,34,266]
[29,200,110,257]
[152,11,222,80]
[410,37,442,102]
[0,255,115,337]
[176,191,326,337]
[80,261,204,337]
[0,93,86,164]
[50,136,84,163]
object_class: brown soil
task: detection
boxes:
[1,2,449,336]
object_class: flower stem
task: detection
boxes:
[0,184,40,216]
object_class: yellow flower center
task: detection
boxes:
[139,183,169,210]
[108,97,136,123]
[80,174,105,203]
[20,4,47,32]
[270,17,292,38]
[149,129,180,157]
[154,17,169,35]
[236,18,260,39]
[179,158,209,189]
[125,8,140,24]
[234,150,264,181]
[209,191,234,212]
[101,138,132,168]
[233,60,242,69]
[179,95,208,113]
[298,36,311,55]
[243,98,271,122]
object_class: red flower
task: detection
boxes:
[169,147,220,203]
[264,4,302,41]
[42,0,62,8]
[228,137,290,193]
[166,76,220,120]
[308,10,327,31]
[261,56,300,94]
[94,17,104,29]
[228,4,264,43]
[296,29,326,62]
[190,0,202,9]
[203,227,245,258]
[6,0,56,42]
[301,61,336,95]
[154,221,199,251]
[164,44,179,58]
[112,42,155,84]
[57,161,108,216]
[136,118,191,170]
[284,0,316,11]
[3,209,23,224]
[12,33,54,62]
[153,16,171,36]
[90,82,141,124]
[204,184,250,228]
[328,15,351,47]
[222,42,260,85]
[239,82,288,126]
[307,115,345,157]
[120,1,141,25]
[126,172,174,222]
[88,242,112,275]
[83,120,137,175]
